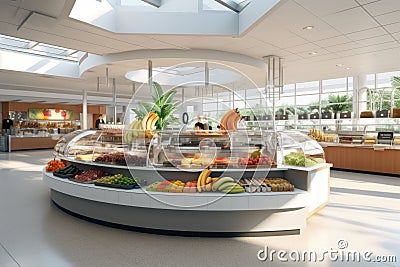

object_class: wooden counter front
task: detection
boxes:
[323,146,400,175]
[10,136,60,151]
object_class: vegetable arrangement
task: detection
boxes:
[94,174,139,186]
[46,160,65,172]
[284,152,324,167]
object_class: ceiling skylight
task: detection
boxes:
[0,34,80,61]
[214,0,252,12]
[118,0,159,7]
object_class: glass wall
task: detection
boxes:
[361,71,400,111]
[201,70,400,131]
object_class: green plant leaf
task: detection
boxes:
[132,83,178,130]
[157,90,177,107]
[138,102,155,112]
[152,82,164,102]
[131,108,146,120]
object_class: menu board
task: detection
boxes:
[377,132,393,140]
[28,109,73,120]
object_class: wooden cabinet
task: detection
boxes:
[10,136,60,151]
[323,146,400,175]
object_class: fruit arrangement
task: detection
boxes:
[219,109,241,131]
[196,169,219,192]
[145,176,245,194]
[53,165,80,178]
[146,180,188,193]
[46,160,65,172]
[238,155,276,167]
[94,174,139,189]
[284,152,325,167]
[211,177,245,193]
[72,169,107,183]
[124,111,159,143]
[183,180,198,193]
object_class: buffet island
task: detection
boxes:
[42,61,331,236]
[43,127,331,236]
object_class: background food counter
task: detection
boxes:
[321,142,400,175]
[8,134,63,152]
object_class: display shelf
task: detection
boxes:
[43,171,309,211]
[59,156,289,172]
[43,161,330,235]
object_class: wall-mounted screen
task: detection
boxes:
[28,109,73,120]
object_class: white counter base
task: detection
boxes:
[43,163,331,236]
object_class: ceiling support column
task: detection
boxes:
[112,78,117,124]
[148,60,153,95]
[264,55,284,131]
[82,89,88,130]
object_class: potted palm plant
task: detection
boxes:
[131,82,178,130]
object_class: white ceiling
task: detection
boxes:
[0,0,400,105]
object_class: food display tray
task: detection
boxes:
[238,165,277,169]
[53,172,77,179]
[94,182,140,189]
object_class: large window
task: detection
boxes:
[321,78,353,113]
[201,70,400,126]
[361,71,400,111]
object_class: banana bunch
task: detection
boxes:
[196,169,218,192]
[220,109,241,131]
[142,111,159,132]
[212,177,245,194]
[124,120,142,143]
[123,111,159,143]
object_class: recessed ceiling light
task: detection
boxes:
[345,67,351,70]
[303,26,314,30]
[309,52,318,55]
[336,64,343,67]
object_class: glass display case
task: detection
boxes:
[54,129,147,166]
[54,128,328,170]
[147,130,277,169]
[278,131,326,167]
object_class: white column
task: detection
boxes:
[82,89,88,130]
[112,78,117,124]
[357,75,368,114]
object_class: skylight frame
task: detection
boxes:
[0,34,81,62]
[214,0,251,12]
[141,0,161,8]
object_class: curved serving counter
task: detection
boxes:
[42,128,331,236]
[43,159,331,236]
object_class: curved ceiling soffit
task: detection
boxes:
[79,49,268,78]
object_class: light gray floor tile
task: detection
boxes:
[0,150,399,267]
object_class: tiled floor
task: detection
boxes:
[0,150,399,267]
